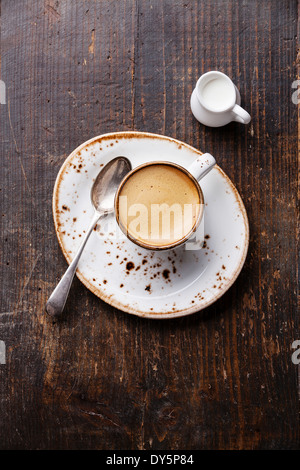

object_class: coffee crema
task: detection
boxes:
[116,163,203,248]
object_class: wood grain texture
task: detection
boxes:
[0,0,298,450]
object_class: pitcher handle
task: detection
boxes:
[232,104,251,124]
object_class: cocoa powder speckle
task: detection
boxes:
[126,261,135,271]
[162,269,170,280]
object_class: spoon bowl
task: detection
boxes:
[91,157,132,213]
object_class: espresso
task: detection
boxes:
[117,163,202,248]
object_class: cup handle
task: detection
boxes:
[187,153,216,181]
[232,104,251,124]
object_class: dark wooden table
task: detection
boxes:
[0,0,299,450]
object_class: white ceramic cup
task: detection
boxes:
[190,71,251,127]
[115,153,216,251]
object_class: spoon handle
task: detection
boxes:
[46,211,101,317]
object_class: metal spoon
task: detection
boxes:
[46,156,132,317]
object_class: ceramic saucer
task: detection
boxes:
[53,131,249,319]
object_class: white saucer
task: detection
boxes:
[53,131,249,319]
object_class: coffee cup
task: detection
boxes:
[190,71,251,127]
[114,153,216,250]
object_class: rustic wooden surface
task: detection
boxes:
[0,0,298,450]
